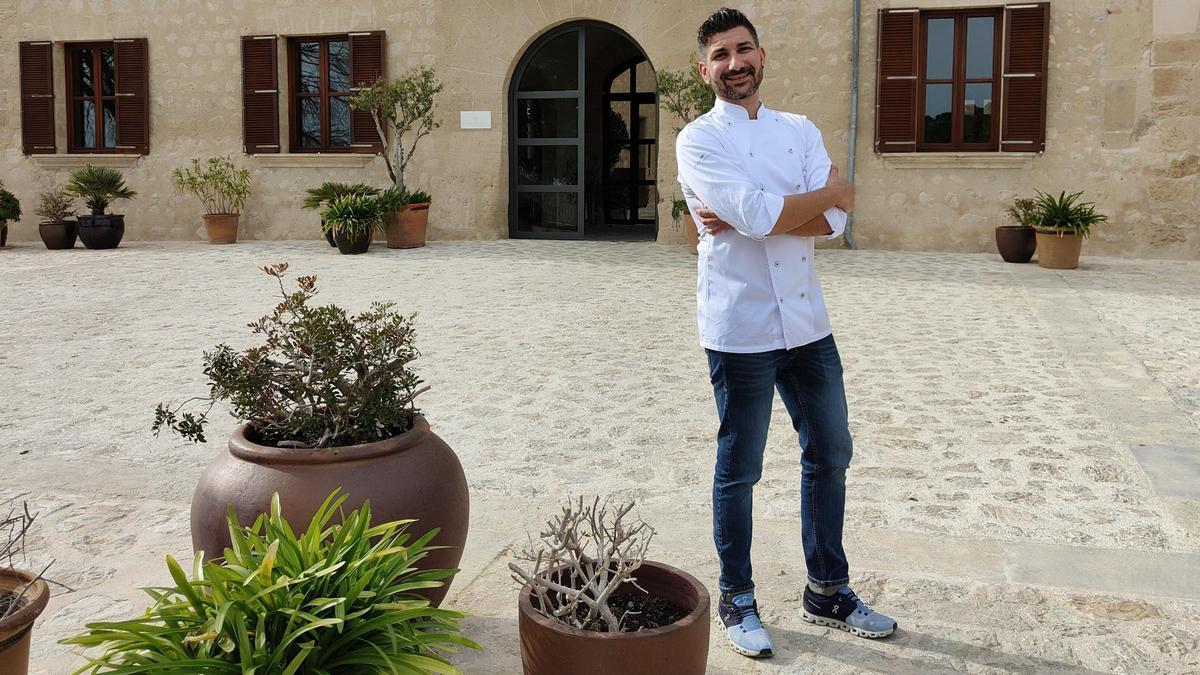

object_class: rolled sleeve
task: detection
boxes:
[803,119,847,240]
[676,126,783,240]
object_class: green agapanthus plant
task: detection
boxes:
[1030,190,1109,239]
[62,491,478,673]
[321,194,385,239]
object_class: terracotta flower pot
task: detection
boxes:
[1035,229,1083,269]
[333,228,372,254]
[0,569,50,675]
[518,561,710,675]
[39,220,77,249]
[190,417,469,607]
[684,214,698,255]
[76,214,125,249]
[995,225,1036,263]
[203,213,239,244]
[385,203,430,249]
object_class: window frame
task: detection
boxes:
[65,41,120,154]
[916,7,1003,152]
[286,34,354,153]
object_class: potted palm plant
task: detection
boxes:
[657,65,714,254]
[1031,190,1109,270]
[301,182,380,247]
[35,187,77,250]
[64,491,478,671]
[996,196,1037,263]
[510,496,710,675]
[172,156,252,244]
[322,193,384,255]
[350,66,443,248]
[0,185,20,248]
[65,165,136,249]
[153,263,470,607]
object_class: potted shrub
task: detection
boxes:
[35,187,77,250]
[0,184,20,248]
[153,263,470,607]
[656,65,714,255]
[1031,189,1109,270]
[322,193,384,255]
[509,497,709,675]
[996,196,1037,263]
[64,491,478,671]
[350,66,443,248]
[302,182,380,247]
[1,503,52,675]
[65,165,136,249]
[172,156,252,244]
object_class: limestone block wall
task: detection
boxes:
[1,0,1196,259]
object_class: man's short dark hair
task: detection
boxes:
[697,8,759,53]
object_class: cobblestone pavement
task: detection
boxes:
[2,240,1198,673]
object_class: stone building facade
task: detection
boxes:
[2,0,1197,259]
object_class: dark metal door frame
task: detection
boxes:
[602,56,657,226]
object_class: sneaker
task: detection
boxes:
[716,591,774,658]
[801,586,897,638]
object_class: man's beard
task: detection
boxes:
[716,66,763,100]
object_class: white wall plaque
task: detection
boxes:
[460,111,492,129]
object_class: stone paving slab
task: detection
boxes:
[1132,444,1200,498]
[2,241,1198,673]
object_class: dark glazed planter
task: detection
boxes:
[77,214,125,249]
[333,228,372,254]
[995,225,1036,263]
[518,561,710,675]
[322,219,337,247]
[190,417,469,607]
[0,569,50,675]
[0,224,6,248]
[39,220,77,249]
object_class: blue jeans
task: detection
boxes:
[707,334,853,595]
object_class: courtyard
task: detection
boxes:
[3,239,1199,673]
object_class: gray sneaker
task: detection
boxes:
[716,591,774,658]
[801,586,897,638]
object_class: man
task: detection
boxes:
[675,7,897,659]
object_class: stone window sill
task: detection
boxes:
[31,154,142,169]
[253,154,376,168]
[880,152,1038,169]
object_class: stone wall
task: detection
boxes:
[1,0,1196,259]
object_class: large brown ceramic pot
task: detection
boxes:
[518,561,710,675]
[191,416,469,607]
[1035,229,1083,269]
[0,569,50,675]
[995,225,1035,263]
[385,203,430,249]
[203,213,239,244]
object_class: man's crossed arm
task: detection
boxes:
[695,165,854,238]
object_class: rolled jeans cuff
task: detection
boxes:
[807,576,850,594]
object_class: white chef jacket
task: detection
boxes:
[676,98,846,354]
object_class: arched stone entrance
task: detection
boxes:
[508,21,658,240]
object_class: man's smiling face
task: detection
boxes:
[699,26,766,102]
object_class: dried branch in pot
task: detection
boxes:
[508,496,655,633]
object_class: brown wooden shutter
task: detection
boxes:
[1001,3,1050,152]
[875,9,919,153]
[19,41,56,155]
[114,38,150,154]
[348,31,385,152]
[242,35,280,154]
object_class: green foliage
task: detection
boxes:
[153,263,425,448]
[321,194,385,238]
[379,187,432,213]
[301,183,380,211]
[35,187,76,223]
[172,156,253,215]
[349,66,444,193]
[670,198,689,224]
[656,65,715,133]
[404,189,431,206]
[62,490,477,673]
[65,165,137,216]
[1030,190,1109,239]
[0,187,20,222]
[1004,197,1038,229]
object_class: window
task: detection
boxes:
[876,3,1049,154]
[64,39,149,154]
[602,58,657,225]
[284,32,384,153]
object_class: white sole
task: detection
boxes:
[713,614,773,658]
[801,610,896,639]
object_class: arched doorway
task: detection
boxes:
[509,22,658,240]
